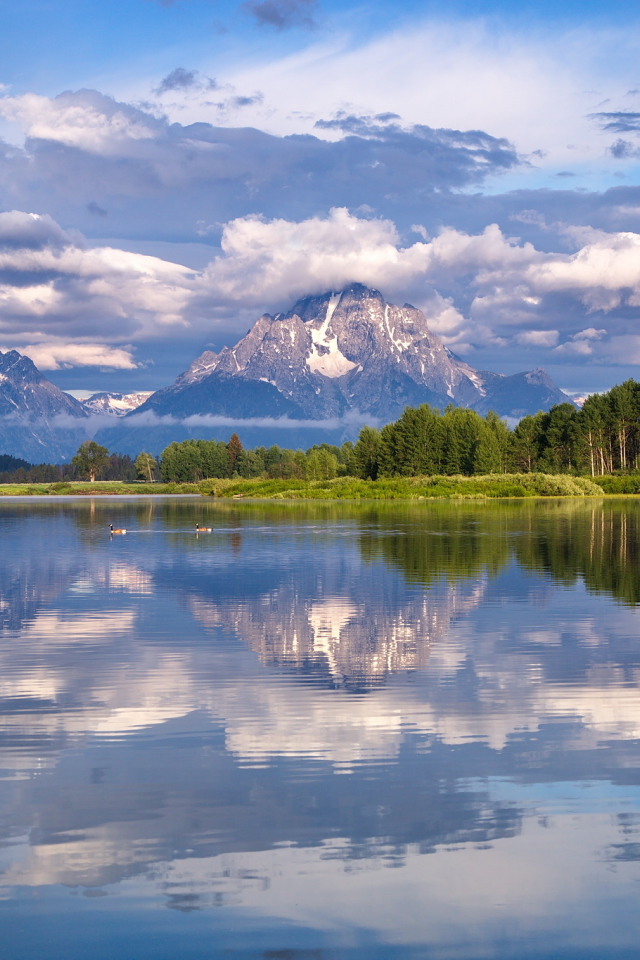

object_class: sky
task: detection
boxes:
[3,0,640,395]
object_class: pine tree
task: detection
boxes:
[509,413,544,472]
[227,433,243,476]
[353,426,382,479]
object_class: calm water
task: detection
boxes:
[3,498,640,959]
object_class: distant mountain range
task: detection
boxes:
[82,391,154,417]
[0,284,575,461]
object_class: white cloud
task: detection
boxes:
[213,18,640,177]
[524,232,640,311]
[0,90,160,154]
[1,206,640,370]
[199,206,430,304]
[573,327,607,341]
[20,342,138,370]
[0,211,195,350]
[515,330,560,347]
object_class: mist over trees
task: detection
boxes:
[4,379,640,483]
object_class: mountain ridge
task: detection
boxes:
[0,285,576,460]
[130,283,573,426]
[0,350,88,462]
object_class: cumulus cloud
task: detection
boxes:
[2,205,640,373]
[521,231,640,311]
[198,206,431,304]
[0,211,195,356]
[20,342,138,370]
[514,330,560,347]
[0,90,162,153]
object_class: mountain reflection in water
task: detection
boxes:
[2,499,640,959]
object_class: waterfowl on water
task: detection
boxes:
[195,523,212,532]
[109,523,127,535]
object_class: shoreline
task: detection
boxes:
[0,473,630,500]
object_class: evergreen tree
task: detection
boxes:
[538,403,578,473]
[509,413,545,472]
[485,410,511,472]
[227,433,243,475]
[353,426,382,479]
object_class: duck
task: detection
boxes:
[109,523,127,535]
[195,523,212,533]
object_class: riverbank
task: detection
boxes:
[0,474,621,499]
[0,480,203,496]
[205,474,604,499]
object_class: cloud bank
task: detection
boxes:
[0,89,520,245]
[2,205,640,374]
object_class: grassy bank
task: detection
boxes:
[0,474,615,499]
[0,480,203,496]
[203,474,604,499]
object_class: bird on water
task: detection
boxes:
[110,523,126,535]
[195,523,212,532]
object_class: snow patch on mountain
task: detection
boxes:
[82,391,154,417]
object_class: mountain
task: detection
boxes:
[1,285,577,462]
[472,368,574,419]
[82,391,154,417]
[96,284,575,454]
[136,284,485,423]
[0,350,88,462]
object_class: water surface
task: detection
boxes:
[2,498,640,959]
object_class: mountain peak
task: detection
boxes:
[134,284,568,426]
[0,349,89,462]
[0,349,44,384]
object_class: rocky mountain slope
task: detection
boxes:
[0,350,88,462]
[137,284,487,422]
[128,284,573,426]
[0,285,575,461]
[472,368,572,419]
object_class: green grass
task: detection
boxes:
[0,480,203,496]
[590,475,640,494]
[0,473,617,499]
[202,474,604,500]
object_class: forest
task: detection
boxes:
[4,378,640,484]
[159,379,640,482]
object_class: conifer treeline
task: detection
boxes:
[509,379,640,476]
[356,381,640,478]
[160,381,640,481]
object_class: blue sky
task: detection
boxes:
[2,0,640,395]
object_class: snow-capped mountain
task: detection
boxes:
[0,350,88,462]
[133,283,572,424]
[82,391,154,417]
[0,285,576,462]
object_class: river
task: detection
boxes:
[1,497,640,959]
